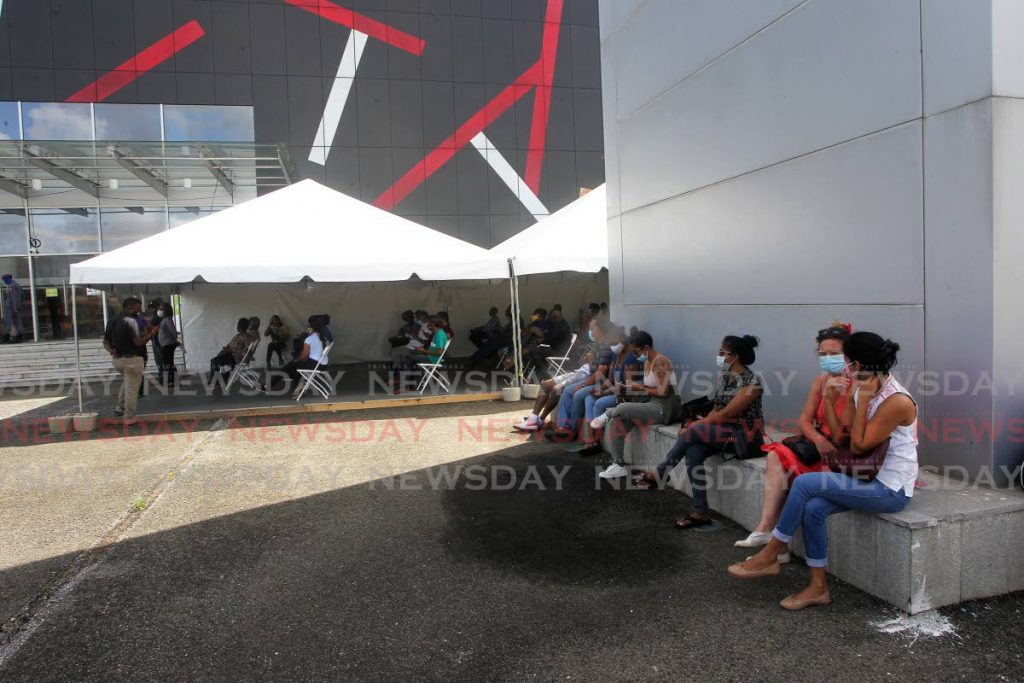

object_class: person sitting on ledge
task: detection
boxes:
[734,322,855,562]
[574,330,639,456]
[727,332,917,612]
[590,332,681,476]
[513,349,596,432]
[549,317,615,440]
[209,317,254,381]
[632,335,764,529]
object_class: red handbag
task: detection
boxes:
[823,438,890,481]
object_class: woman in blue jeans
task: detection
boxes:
[728,332,918,611]
[633,334,764,530]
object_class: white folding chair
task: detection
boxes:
[417,339,453,394]
[225,339,260,391]
[296,341,335,401]
[545,333,578,377]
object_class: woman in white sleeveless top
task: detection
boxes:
[727,332,917,611]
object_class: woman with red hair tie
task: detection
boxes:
[733,322,855,562]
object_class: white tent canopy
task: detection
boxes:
[489,184,607,275]
[70,179,506,285]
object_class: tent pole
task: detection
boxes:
[72,287,83,414]
[507,258,523,388]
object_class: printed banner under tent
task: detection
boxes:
[177,272,607,371]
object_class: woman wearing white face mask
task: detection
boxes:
[735,322,855,555]
[633,334,764,530]
[589,331,682,479]
[156,302,179,387]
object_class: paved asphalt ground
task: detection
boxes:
[1,398,1022,681]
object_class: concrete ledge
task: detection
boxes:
[603,422,1024,613]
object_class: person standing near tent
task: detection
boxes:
[103,297,161,424]
[45,287,63,339]
[1,274,25,343]
[156,302,179,387]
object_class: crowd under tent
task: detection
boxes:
[70,180,607,386]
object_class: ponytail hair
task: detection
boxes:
[843,331,900,373]
[722,334,759,365]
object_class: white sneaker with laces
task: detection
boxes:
[516,416,541,431]
[589,411,610,430]
[599,463,628,479]
[734,531,773,548]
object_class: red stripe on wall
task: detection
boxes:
[373,60,545,211]
[284,0,425,56]
[65,20,206,103]
[524,0,564,195]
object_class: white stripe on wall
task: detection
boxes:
[309,30,368,166]
[469,132,549,220]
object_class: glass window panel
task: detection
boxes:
[0,102,20,140]
[21,103,93,140]
[163,105,254,142]
[168,206,227,228]
[100,207,167,251]
[95,103,162,141]
[0,212,28,255]
[29,209,100,254]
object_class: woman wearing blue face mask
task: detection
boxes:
[633,334,764,530]
[734,322,854,554]
[589,332,682,477]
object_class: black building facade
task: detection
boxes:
[0,0,604,247]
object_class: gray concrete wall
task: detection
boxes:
[599,0,1024,481]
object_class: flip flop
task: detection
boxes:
[675,513,713,530]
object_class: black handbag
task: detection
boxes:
[781,435,822,466]
[680,396,714,423]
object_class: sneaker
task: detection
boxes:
[113,409,125,418]
[589,411,610,430]
[599,463,629,479]
[515,416,541,431]
[122,417,140,427]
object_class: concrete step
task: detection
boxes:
[602,422,1024,614]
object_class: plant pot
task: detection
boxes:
[522,383,541,399]
[47,415,74,434]
[72,412,99,432]
[501,387,522,402]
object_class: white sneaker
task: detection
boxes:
[589,411,610,430]
[734,531,773,548]
[516,416,541,431]
[599,463,629,479]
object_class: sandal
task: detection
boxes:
[675,513,713,530]
[632,473,658,490]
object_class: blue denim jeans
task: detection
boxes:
[658,423,736,514]
[773,472,910,567]
[585,393,617,422]
[556,379,587,429]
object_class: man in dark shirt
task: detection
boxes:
[527,307,574,379]
[103,297,160,424]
